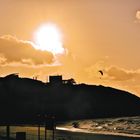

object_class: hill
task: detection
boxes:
[0,74,139,123]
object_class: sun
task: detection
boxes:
[34,23,65,55]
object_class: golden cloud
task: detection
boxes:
[105,66,140,81]
[136,10,140,20]
[0,35,54,66]
[135,10,140,23]
[86,63,140,82]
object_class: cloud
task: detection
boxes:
[86,62,140,82]
[105,66,140,81]
[105,66,140,97]
[0,35,54,66]
[85,61,106,79]
[135,10,140,23]
[85,63,140,97]
[136,11,140,20]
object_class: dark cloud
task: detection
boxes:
[0,35,54,66]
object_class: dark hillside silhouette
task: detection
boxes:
[0,74,140,124]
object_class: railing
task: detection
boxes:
[0,126,74,140]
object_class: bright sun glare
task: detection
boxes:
[34,23,65,55]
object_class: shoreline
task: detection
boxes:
[0,125,140,140]
[55,129,140,140]
[56,127,140,138]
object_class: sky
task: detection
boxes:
[0,0,140,97]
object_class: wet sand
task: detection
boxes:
[54,129,140,140]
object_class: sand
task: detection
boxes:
[48,129,140,140]
[1,126,140,140]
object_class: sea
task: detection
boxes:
[0,116,139,139]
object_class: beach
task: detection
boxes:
[1,116,140,140]
[55,129,140,140]
[0,128,140,140]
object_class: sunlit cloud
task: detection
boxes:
[135,10,140,23]
[0,35,54,66]
[105,66,140,97]
[85,64,140,97]
[85,61,106,79]
[105,66,140,81]
[136,11,140,20]
[86,62,140,82]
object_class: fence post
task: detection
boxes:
[6,125,10,140]
[38,124,40,140]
